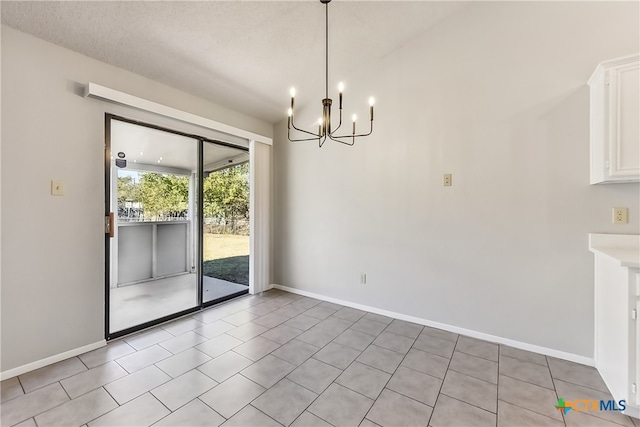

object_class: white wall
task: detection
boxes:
[0,26,272,372]
[273,2,640,359]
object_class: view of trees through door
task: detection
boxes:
[203,163,250,286]
[117,162,250,289]
[117,173,189,222]
[201,137,250,304]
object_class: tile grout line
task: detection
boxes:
[434,335,500,426]
[427,333,461,425]
[148,390,174,417]
[445,364,497,384]
[16,375,26,395]
[456,348,499,364]
[360,323,424,425]
[248,403,286,426]
[78,356,91,371]
[100,384,120,408]
[23,383,87,427]
[83,386,122,426]
[195,396,227,424]
[59,380,72,401]
[552,374,623,395]
[498,372,556,391]
[412,338,500,417]
[546,355,568,427]
[196,388,247,423]
[437,392,499,416]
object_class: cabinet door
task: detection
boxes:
[609,62,640,180]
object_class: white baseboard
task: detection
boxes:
[1,340,106,381]
[272,284,594,367]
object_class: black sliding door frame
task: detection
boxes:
[104,113,249,340]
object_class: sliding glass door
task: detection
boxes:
[107,117,199,336]
[202,141,250,303]
[105,116,249,338]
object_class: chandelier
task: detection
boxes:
[287,0,375,147]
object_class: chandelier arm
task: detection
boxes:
[290,124,321,137]
[328,121,374,139]
[288,134,323,143]
[290,114,322,137]
[288,126,321,142]
[319,134,328,148]
[329,130,372,139]
[328,134,355,146]
[330,107,343,134]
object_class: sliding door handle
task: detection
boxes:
[105,213,114,238]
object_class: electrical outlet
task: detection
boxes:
[360,273,367,284]
[443,174,452,187]
[613,207,629,224]
[51,180,64,196]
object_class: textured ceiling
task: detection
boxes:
[1,1,467,124]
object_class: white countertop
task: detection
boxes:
[589,233,640,268]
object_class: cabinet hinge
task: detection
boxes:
[633,383,637,394]
[605,160,610,169]
[632,309,637,320]
[105,216,111,234]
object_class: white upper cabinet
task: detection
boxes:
[589,54,640,184]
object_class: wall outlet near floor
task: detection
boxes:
[443,174,452,187]
[613,207,629,224]
[360,273,367,284]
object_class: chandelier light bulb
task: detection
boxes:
[287,108,293,117]
[318,118,323,126]
[290,87,296,98]
[352,114,357,122]
[369,97,375,106]
[338,82,345,93]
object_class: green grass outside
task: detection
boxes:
[203,234,249,286]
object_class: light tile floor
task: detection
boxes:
[1,289,637,427]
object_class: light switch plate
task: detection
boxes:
[51,180,64,196]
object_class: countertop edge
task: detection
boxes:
[589,233,640,269]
